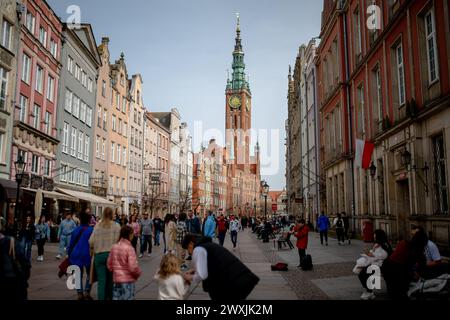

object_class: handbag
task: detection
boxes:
[57,227,87,278]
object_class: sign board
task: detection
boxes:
[150,173,160,185]
[295,198,303,204]
[272,204,277,211]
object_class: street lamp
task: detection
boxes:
[400,148,411,167]
[14,155,27,232]
[369,162,377,179]
[262,181,269,221]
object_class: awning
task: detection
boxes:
[55,188,119,207]
[0,178,20,200]
[22,188,79,202]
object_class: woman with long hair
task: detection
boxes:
[155,253,188,300]
[35,215,50,262]
[89,207,120,300]
[355,229,392,300]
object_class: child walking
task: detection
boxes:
[154,254,188,300]
[107,225,142,300]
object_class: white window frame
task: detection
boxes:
[1,19,12,50]
[43,159,51,177]
[80,101,86,123]
[112,115,116,131]
[62,122,69,154]
[50,39,57,59]
[26,12,35,34]
[38,26,47,47]
[101,139,106,160]
[31,154,39,174]
[117,144,121,165]
[73,95,80,118]
[67,56,73,74]
[46,76,54,102]
[84,134,89,162]
[0,67,7,110]
[396,43,406,106]
[123,147,127,166]
[71,127,77,157]
[88,78,93,93]
[19,95,28,122]
[22,54,31,84]
[96,136,100,158]
[65,90,73,112]
[425,9,439,84]
[32,104,40,129]
[78,131,84,160]
[44,111,51,135]
[35,65,43,94]
[111,142,115,163]
[86,107,92,127]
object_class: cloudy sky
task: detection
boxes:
[48,0,324,190]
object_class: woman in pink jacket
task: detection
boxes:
[107,225,142,300]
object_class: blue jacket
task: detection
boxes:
[58,219,77,237]
[317,215,329,232]
[68,225,94,268]
[203,216,216,238]
[35,223,50,240]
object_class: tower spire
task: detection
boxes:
[228,13,249,92]
[234,13,242,53]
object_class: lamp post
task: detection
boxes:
[262,181,269,221]
[14,155,27,233]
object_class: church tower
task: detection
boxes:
[225,14,252,167]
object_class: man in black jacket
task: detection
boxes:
[182,234,259,300]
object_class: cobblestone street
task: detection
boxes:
[27,229,387,300]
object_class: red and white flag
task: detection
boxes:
[355,139,375,169]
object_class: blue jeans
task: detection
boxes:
[113,283,135,300]
[230,231,238,248]
[218,232,226,246]
[154,230,160,246]
[20,238,32,262]
[140,235,152,254]
[77,265,91,294]
[58,235,71,256]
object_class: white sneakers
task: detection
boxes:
[147,253,152,257]
[138,254,143,258]
[360,292,376,300]
[37,256,44,262]
[55,254,62,260]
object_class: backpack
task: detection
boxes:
[336,219,344,229]
[301,254,313,271]
[218,220,227,233]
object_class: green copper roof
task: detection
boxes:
[228,15,250,92]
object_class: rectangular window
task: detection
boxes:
[116,92,120,110]
[112,115,116,131]
[123,147,126,166]
[0,67,7,110]
[35,65,43,94]
[67,56,73,74]
[111,142,115,163]
[354,8,362,62]
[65,90,73,112]
[88,78,93,93]
[118,119,122,135]
[62,122,69,154]
[84,134,89,162]
[44,111,51,135]
[75,64,80,81]
[60,164,67,182]
[46,76,54,101]
[22,54,31,84]
[31,154,39,174]
[26,12,35,34]
[78,131,83,160]
[70,127,77,157]
[86,107,92,127]
[373,66,383,133]
[432,134,448,215]
[102,81,106,97]
[73,95,80,118]
[50,39,57,58]
[39,26,47,47]
[357,85,365,137]
[96,136,100,158]
[32,104,40,129]
[117,144,121,165]
[97,106,102,127]
[122,97,126,113]
[102,139,106,160]
[1,19,12,50]
[103,110,107,130]
[396,43,406,106]
[81,71,87,87]
[425,9,439,84]
[80,101,86,123]
[19,95,28,122]
[43,159,51,177]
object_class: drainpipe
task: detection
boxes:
[341,0,357,235]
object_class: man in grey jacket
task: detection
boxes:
[139,213,154,258]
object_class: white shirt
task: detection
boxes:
[155,273,188,300]
[230,220,240,232]
[192,246,208,283]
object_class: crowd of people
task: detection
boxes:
[1,206,449,301]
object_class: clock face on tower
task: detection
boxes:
[229,95,242,109]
